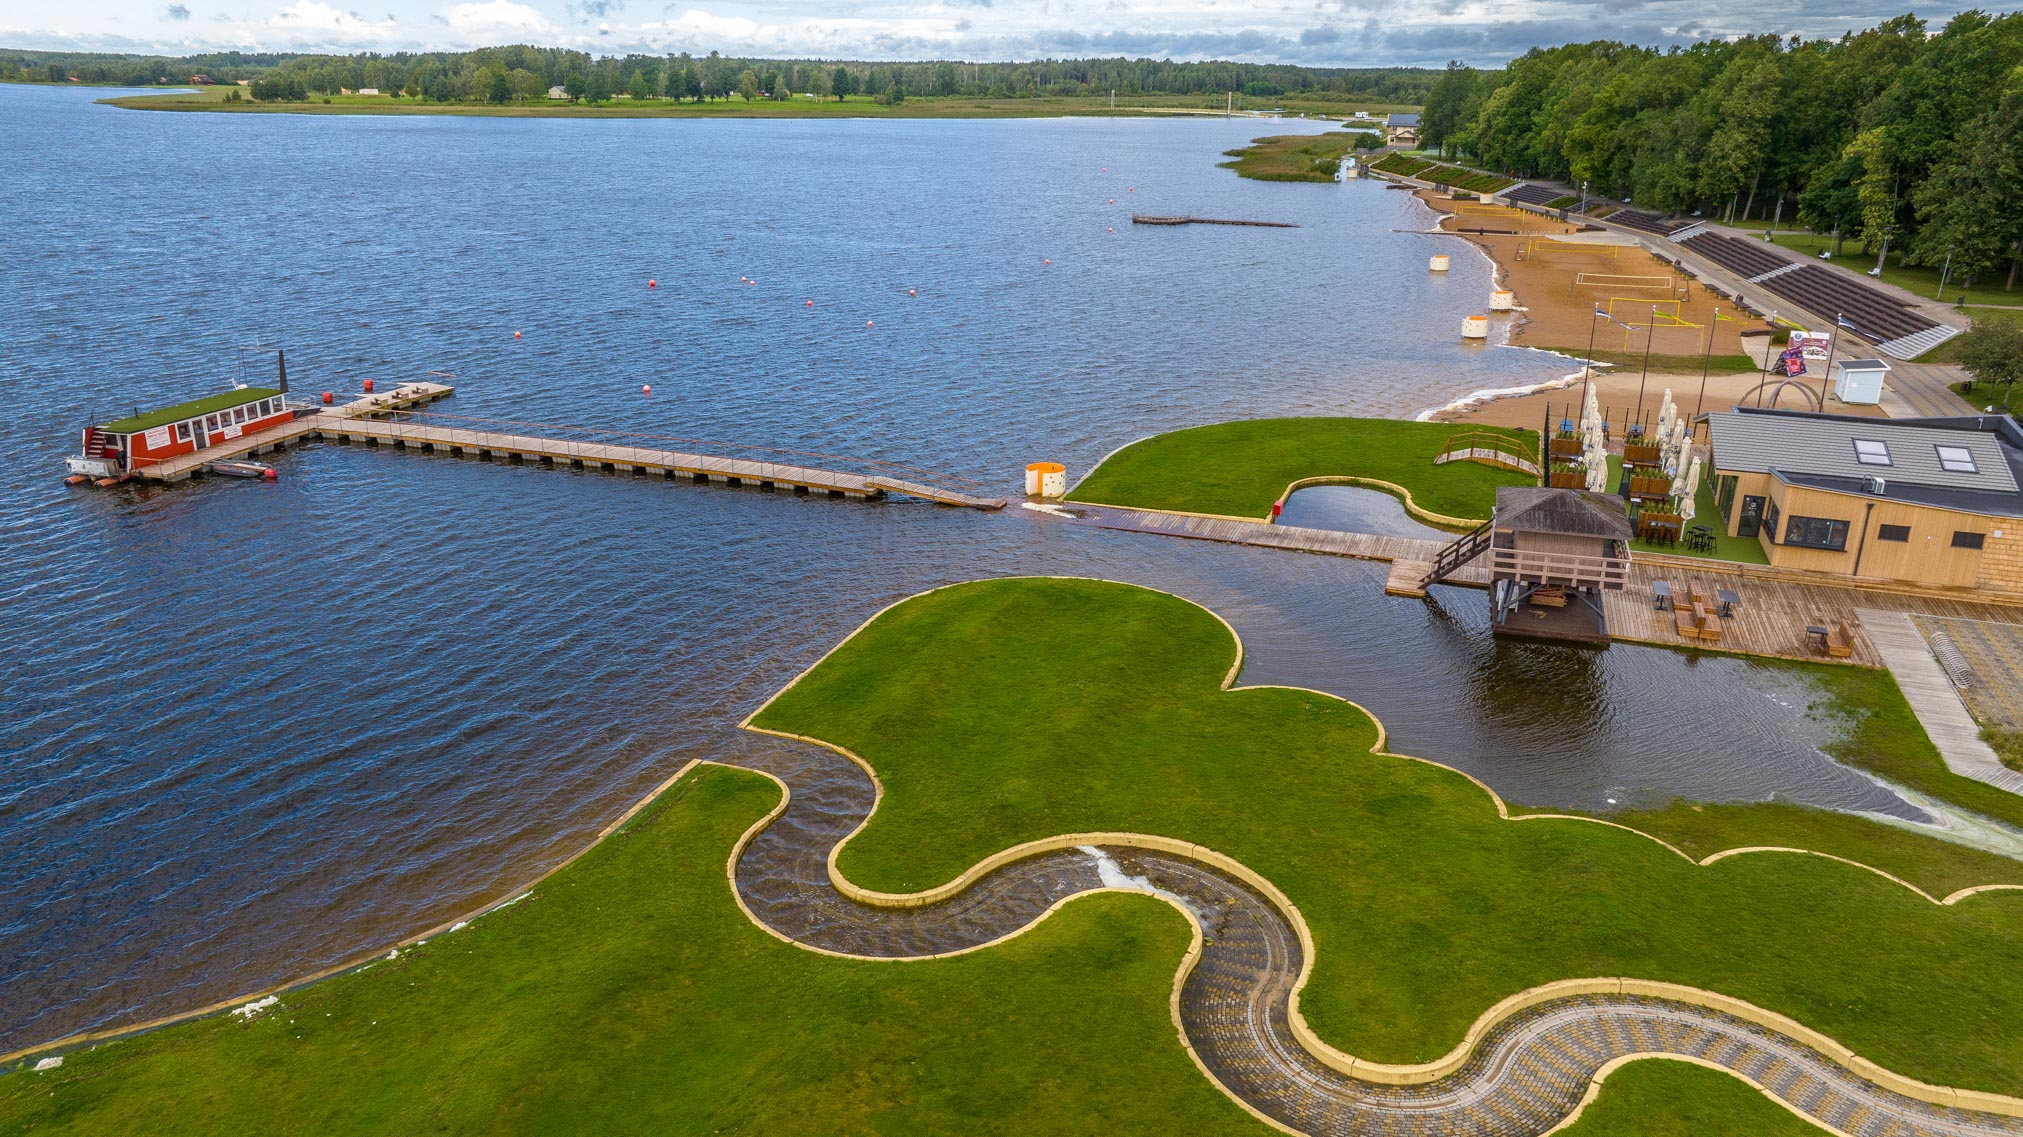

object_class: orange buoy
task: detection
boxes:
[321,391,334,405]
[513,331,521,339]
[648,279,657,288]
[94,477,119,488]
[908,289,916,297]
[64,474,88,486]
[362,379,374,393]
[642,384,652,394]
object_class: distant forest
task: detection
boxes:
[1420,11,2023,285]
[0,46,1435,104]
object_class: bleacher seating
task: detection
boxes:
[1608,209,1690,235]
[1759,265,1937,342]
[1678,233,1794,281]
[1505,184,1563,207]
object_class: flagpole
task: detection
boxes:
[1757,309,1776,407]
[1820,312,1841,409]
[1635,303,1657,432]
[1580,304,1601,418]
[1694,307,1718,431]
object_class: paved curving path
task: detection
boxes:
[724,736,2023,1137]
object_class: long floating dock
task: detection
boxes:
[133,383,1005,510]
[1130,215,1300,228]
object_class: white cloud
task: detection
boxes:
[438,0,554,37]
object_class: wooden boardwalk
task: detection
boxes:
[135,381,1004,510]
[1074,505,2023,666]
[1860,610,2023,795]
[1130,215,1300,228]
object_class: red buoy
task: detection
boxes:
[1107,227,1114,232]
[908,289,916,297]
[866,320,874,327]
[263,468,278,481]
[362,379,374,393]
[1043,259,1051,265]
[321,391,334,405]
[642,384,652,395]
[648,279,657,289]
[513,330,522,339]
[806,300,814,307]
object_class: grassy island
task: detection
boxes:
[752,577,2023,1091]
[1217,131,1377,182]
[1068,417,1535,524]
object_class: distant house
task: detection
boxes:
[548,85,569,99]
[340,87,354,95]
[189,74,213,85]
[236,79,252,86]
[1385,112,1421,147]
[357,87,379,96]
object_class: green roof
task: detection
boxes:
[98,387,281,435]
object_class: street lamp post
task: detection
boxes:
[1694,307,1720,429]
[1634,303,1658,430]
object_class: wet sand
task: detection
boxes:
[1427,365,1885,430]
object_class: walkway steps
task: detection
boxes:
[1861,610,2023,796]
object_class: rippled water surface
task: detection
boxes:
[0,86,1910,1049]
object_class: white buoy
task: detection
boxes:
[1024,461,1068,498]
[1489,289,1516,311]
[1429,254,1451,272]
[1462,315,1490,340]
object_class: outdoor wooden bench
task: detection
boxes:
[1825,621,1853,658]
[1675,607,1700,639]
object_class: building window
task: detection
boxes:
[1784,515,1850,551]
[1953,531,1987,550]
[176,422,191,442]
[206,414,219,431]
[1763,499,1780,539]
[1877,524,1911,542]
[1852,439,1892,465]
[1937,445,1978,473]
[234,406,248,424]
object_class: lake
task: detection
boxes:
[0,85,1922,1050]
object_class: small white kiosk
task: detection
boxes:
[1833,358,1890,406]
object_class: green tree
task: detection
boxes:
[1958,321,2023,406]
[832,66,855,101]
[1699,55,1783,221]
[483,66,511,104]
[585,68,612,104]
[509,68,542,101]
[738,69,759,103]
[629,71,651,101]
[563,72,586,101]
[1845,126,1901,270]
[1912,89,2023,293]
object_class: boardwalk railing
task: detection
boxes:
[1434,431,1541,478]
[1490,546,1633,590]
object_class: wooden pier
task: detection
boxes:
[131,383,1005,510]
[1070,505,2023,665]
[1130,215,1300,228]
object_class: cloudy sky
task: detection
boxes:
[0,0,1989,67]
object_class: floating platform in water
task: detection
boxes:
[1130,215,1299,228]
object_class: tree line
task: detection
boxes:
[1418,11,2023,288]
[2,45,1434,105]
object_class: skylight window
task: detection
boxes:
[1852,439,1892,466]
[1936,444,1979,474]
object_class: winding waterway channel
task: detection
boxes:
[0,84,1967,1053]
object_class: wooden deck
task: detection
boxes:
[1072,505,2023,666]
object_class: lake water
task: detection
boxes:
[0,86,1924,1050]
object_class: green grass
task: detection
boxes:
[1982,726,2023,774]
[1540,349,1760,374]
[0,765,1272,1136]
[1598,454,1770,564]
[1067,417,1535,522]
[1762,232,2023,309]
[1556,1059,1828,1136]
[1806,664,2023,835]
[1928,308,2023,365]
[751,577,2023,1092]
[1218,132,1364,182]
[101,84,1413,121]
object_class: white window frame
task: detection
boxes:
[1851,439,1891,466]
[1936,444,1978,474]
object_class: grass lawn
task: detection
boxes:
[1536,349,1759,374]
[101,85,1414,121]
[1556,1059,1828,1136]
[0,764,1271,1136]
[1955,376,2023,411]
[1218,132,1373,182]
[1602,454,1770,564]
[1928,308,2023,365]
[1761,232,2023,309]
[751,577,2023,1092]
[1067,417,1535,524]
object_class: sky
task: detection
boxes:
[0,0,1998,67]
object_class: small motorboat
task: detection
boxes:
[205,460,277,480]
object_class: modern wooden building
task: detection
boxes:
[1706,407,2023,592]
[74,386,294,477]
[1485,487,1633,642]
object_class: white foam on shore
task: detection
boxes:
[231,995,280,1020]
[1413,365,1588,422]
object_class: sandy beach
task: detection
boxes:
[1425,364,1886,429]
